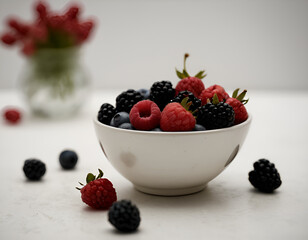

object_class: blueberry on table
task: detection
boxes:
[59,150,78,169]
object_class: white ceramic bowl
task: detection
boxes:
[93,115,252,196]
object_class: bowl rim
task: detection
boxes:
[93,113,252,136]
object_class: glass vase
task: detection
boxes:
[18,47,90,118]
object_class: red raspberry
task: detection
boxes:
[35,1,49,20]
[129,100,161,130]
[225,89,248,125]
[65,5,80,19]
[78,169,117,210]
[160,100,196,131]
[175,77,205,97]
[3,108,21,124]
[175,53,206,97]
[199,84,229,105]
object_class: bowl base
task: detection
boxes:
[134,184,207,196]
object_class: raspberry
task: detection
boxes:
[129,100,161,130]
[108,200,141,232]
[149,81,175,110]
[65,5,80,19]
[59,150,78,169]
[98,103,116,125]
[175,53,206,97]
[77,169,117,209]
[160,98,196,131]
[199,84,229,105]
[116,89,144,113]
[23,159,46,180]
[225,88,248,125]
[1,33,17,45]
[197,94,235,130]
[249,159,282,193]
[3,108,21,124]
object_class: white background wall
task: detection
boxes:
[0,0,307,91]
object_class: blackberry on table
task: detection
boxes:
[149,81,175,110]
[116,89,144,113]
[23,159,46,180]
[98,103,116,125]
[171,90,201,112]
[108,200,141,232]
[197,94,235,130]
[249,159,282,193]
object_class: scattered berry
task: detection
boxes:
[199,84,230,105]
[197,94,235,130]
[77,169,117,209]
[3,108,21,124]
[225,88,248,125]
[149,81,175,110]
[23,159,46,180]
[98,103,116,125]
[160,98,196,131]
[110,112,130,127]
[171,90,201,113]
[129,100,161,130]
[249,159,282,193]
[137,88,150,99]
[175,53,206,97]
[116,89,144,113]
[59,150,78,169]
[108,200,141,232]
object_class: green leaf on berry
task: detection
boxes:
[86,173,95,183]
[212,94,220,104]
[194,70,207,79]
[96,169,104,179]
[232,88,240,98]
[176,68,185,79]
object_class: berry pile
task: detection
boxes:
[97,53,249,131]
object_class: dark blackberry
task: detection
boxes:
[98,103,116,125]
[171,90,201,112]
[197,94,235,130]
[59,150,78,169]
[23,159,46,180]
[249,159,282,193]
[108,200,141,232]
[116,89,144,113]
[149,81,175,110]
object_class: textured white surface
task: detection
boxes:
[0,89,308,239]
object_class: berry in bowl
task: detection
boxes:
[94,54,252,196]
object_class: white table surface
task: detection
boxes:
[0,89,307,240]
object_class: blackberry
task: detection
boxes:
[59,150,78,169]
[197,94,235,130]
[171,90,201,112]
[108,200,141,232]
[149,81,175,110]
[98,103,116,125]
[249,159,282,193]
[23,159,46,180]
[116,89,144,113]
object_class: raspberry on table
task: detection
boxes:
[77,169,117,209]
[23,159,46,180]
[249,159,282,193]
[59,150,78,169]
[108,200,141,232]
[149,81,175,110]
[3,108,22,124]
[129,100,161,130]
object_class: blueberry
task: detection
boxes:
[137,88,150,99]
[194,124,206,131]
[119,123,134,130]
[152,127,162,132]
[59,150,78,169]
[110,112,130,127]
